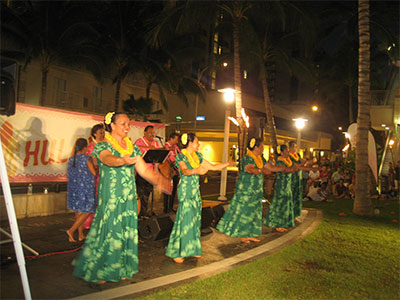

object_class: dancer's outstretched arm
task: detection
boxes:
[201,159,234,171]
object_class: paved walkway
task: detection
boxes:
[1,207,322,300]
[1,174,322,299]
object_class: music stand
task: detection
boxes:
[142,149,170,164]
[142,150,170,216]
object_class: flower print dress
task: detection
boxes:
[73,142,142,282]
[166,152,204,258]
[217,155,266,237]
[264,159,295,229]
[289,153,302,218]
[67,154,96,213]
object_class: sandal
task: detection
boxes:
[240,238,251,244]
[248,237,261,242]
[173,257,184,263]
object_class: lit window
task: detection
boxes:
[243,70,247,79]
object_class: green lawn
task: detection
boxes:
[141,196,399,300]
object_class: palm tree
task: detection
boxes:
[91,1,151,112]
[353,0,373,216]
[1,1,102,106]
[219,1,251,160]
[122,94,163,122]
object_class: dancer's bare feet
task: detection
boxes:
[66,230,76,242]
[78,235,86,241]
[173,257,184,263]
[240,238,250,244]
[194,255,202,258]
[248,237,261,242]
[95,280,106,285]
[275,228,288,233]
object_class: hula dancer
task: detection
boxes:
[264,145,298,232]
[166,133,233,263]
[217,138,286,243]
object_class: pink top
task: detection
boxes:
[164,141,181,163]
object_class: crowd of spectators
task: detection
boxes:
[301,156,399,202]
[302,158,357,202]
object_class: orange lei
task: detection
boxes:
[181,149,200,168]
[105,132,133,156]
[247,150,264,169]
[289,152,300,162]
[278,156,293,167]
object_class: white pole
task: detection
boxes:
[218,108,230,200]
[297,129,301,154]
[0,139,32,300]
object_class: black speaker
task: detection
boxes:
[138,215,174,241]
[201,207,213,229]
[0,57,17,116]
[210,204,225,227]
[201,204,225,229]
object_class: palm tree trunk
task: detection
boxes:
[40,69,48,106]
[260,62,278,159]
[233,18,245,161]
[146,82,152,99]
[114,77,121,112]
[353,0,373,216]
[40,58,49,106]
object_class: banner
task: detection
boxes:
[0,104,165,182]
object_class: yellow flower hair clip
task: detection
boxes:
[250,138,256,148]
[181,133,188,145]
[104,112,115,125]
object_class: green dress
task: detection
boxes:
[73,142,142,282]
[166,152,204,258]
[264,159,295,228]
[217,155,266,237]
[289,153,302,218]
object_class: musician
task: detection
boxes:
[163,132,180,213]
[135,125,161,217]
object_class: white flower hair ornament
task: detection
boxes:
[104,112,115,125]
[181,133,188,145]
[250,138,256,148]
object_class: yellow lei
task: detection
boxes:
[105,132,133,156]
[289,152,300,162]
[247,150,264,169]
[278,156,293,167]
[181,149,200,168]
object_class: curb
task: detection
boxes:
[71,209,323,300]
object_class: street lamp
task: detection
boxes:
[293,118,308,151]
[312,105,318,112]
[217,88,237,201]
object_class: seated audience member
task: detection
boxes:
[343,169,352,188]
[331,167,343,184]
[308,165,320,183]
[331,167,343,194]
[319,166,330,183]
[304,181,330,202]
[335,179,347,198]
